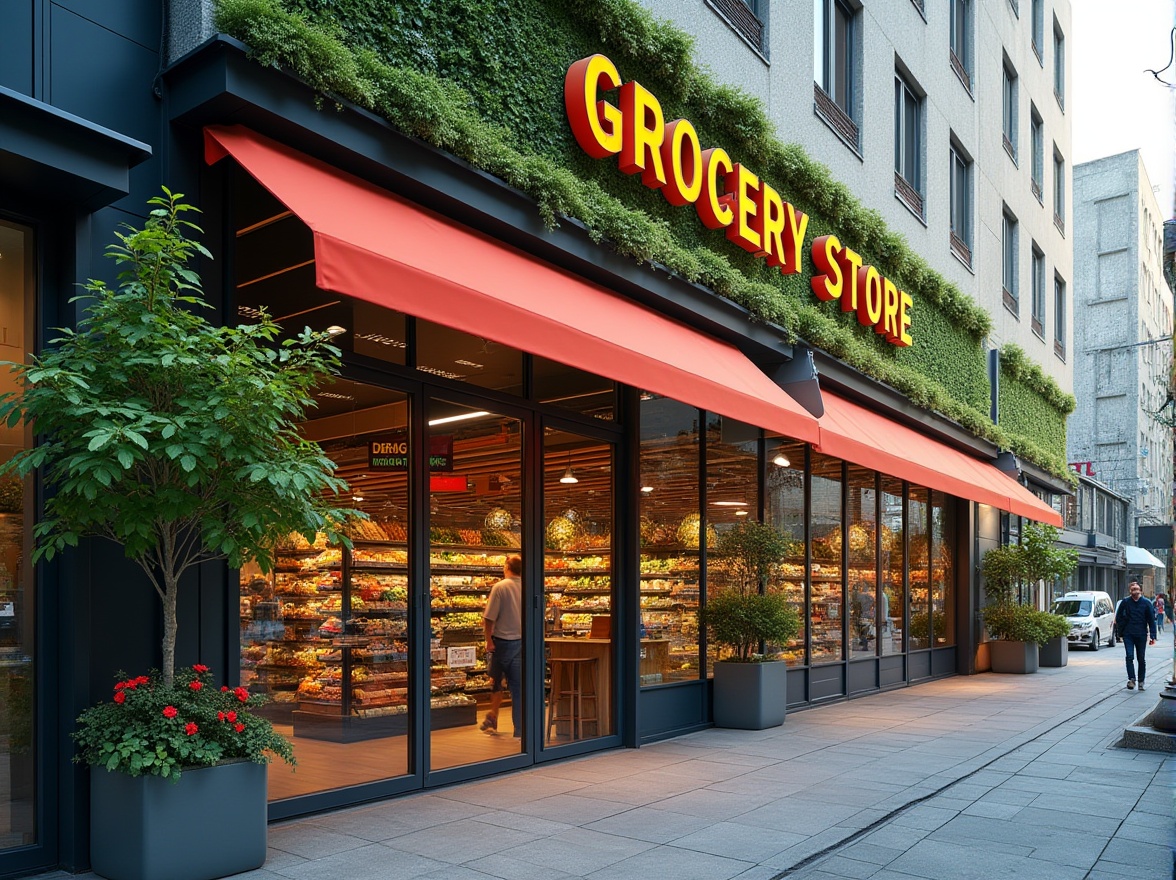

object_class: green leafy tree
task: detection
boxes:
[981,524,1075,646]
[713,520,794,595]
[1019,523,1078,590]
[0,190,353,686]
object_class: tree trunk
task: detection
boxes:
[161,579,179,687]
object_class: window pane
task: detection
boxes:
[1055,278,1066,343]
[810,453,843,664]
[894,80,903,174]
[766,440,807,666]
[416,320,524,397]
[904,91,919,183]
[705,415,760,676]
[532,356,615,421]
[931,491,954,646]
[908,487,930,650]
[880,476,904,656]
[847,466,878,659]
[0,219,34,850]
[834,0,851,110]
[814,0,825,85]
[639,396,700,685]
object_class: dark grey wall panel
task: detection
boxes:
[879,654,905,687]
[0,0,35,95]
[638,682,706,740]
[931,648,957,677]
[909,651,932,680]
[786,667,807,707]
[50,5,160,215]
[847,659,877,694]
[54,0,160,50]
[809,664,845,701]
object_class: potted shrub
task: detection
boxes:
[1020,524,1078,667]
[702,521,800,729]
[0,190,353,880]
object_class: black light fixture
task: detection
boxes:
[768,346,824,418]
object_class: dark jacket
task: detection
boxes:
[1115,597,1157,639]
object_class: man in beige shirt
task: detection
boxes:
[481,555,522,737]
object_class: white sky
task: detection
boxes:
[1071,0,1175,216]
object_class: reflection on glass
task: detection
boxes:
[766,440,807,666]
[639,396,701,686]
[810,453,844,663]
[908,486,930,650]
[416,320,524,397]
[244,381,413,800]
[880,476,905,656]
[543,429,613,745]
[931,491,954,646]
[0,219,34,850]
[847,466,878,659]
[704,415,759,676]
[429,401,523,768]
[533,356,615,421]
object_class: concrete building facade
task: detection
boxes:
[640,0,1074,395]
[1069,150,1174,546]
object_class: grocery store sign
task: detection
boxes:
[368,432,454,471]
[564,54,912,346]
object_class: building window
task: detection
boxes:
[1031,0,1044,62]
[894,70,923,217]
[707,0,767,56]
[1002,209,1018,314]
[814,0,859,148]
[950,142,972,266]
[1053,149,1065,233]
[1030,108,1043,202]
[1031,245,1045,337]
[1053,20,1065,108]
[1002,61,1018,161]
[950,0,971,90]
[1054,274,1066,359]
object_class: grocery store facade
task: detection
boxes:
[0,13,1065,880]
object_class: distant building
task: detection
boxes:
[1069,151,1174,560]
[1054,474,1129,601]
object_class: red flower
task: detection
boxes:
[114,681,127,691]
[226,711,238,723]
[193,664,209,673]
[185,722,198,736]
[162,706,178,719]
[217,711,226,722]
[113,691,126,704]
[234,723,245,733]
[234,687,249,703]
[135,675,150,686]
[189,680,203,691]
[221,686,230,693]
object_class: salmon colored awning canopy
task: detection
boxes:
[815,393,1063,526]
[203,124,820,445]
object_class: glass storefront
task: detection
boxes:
[0,220,34,851]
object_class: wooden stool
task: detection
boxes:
[545,656,599,742]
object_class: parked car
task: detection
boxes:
[1051,591,1116,651]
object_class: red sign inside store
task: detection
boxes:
[564,54,912,346]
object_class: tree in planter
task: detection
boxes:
[980,524,1075,647]
[0,189,354,686]
[702,521,800,661]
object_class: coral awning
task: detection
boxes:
[815,392,1064,525]
[203,124,820,445]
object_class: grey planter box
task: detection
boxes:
[713,660,787,729]
[989,639,1039,674]
[1039,635,1068,667]
[90,761,267,880]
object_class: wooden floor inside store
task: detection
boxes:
[267,717,523,801]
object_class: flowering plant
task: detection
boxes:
[73,665,295,780]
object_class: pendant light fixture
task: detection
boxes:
[559,452,578,484]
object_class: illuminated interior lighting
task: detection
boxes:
[772,454,792,468]
[427,410,491,426]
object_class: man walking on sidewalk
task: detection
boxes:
[1115,581,1157,691]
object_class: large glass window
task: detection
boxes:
[242,380,415,800]
[704,415,759,676]
[894,72,922,197]
[0,220,33,850]
[1002,62,1018,159]
[639,396,701,686]
[1053,149,1066,230]
[766,440,807,666]
[1031,0,1044,61]
[950,143,972,258]
[1054,274,1067,357]
[950,0,971,84]
[1002,210,1019,312]
[847,467,879,659]
[930,491,954,646]
[908,486,930,650]
[1053,21,1065,107]
[543,427,613,744]
[1030,109,1043,201]
[880,477,904,656]
[810,454,843,664]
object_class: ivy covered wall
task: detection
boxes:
[214,0,1074,478]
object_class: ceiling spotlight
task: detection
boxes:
[640,485,655,493]
[735,510,749,516]
[353,495,364,502]
[324,325,348,338]
[711,501,748,507]
[772,453,791,468]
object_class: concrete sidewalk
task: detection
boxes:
[53,648,1176,880]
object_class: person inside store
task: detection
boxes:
[851,581,875,651]
[1114,580,1157,691]
[481,554,523,737]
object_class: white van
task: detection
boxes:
[1051,591,1116,650]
